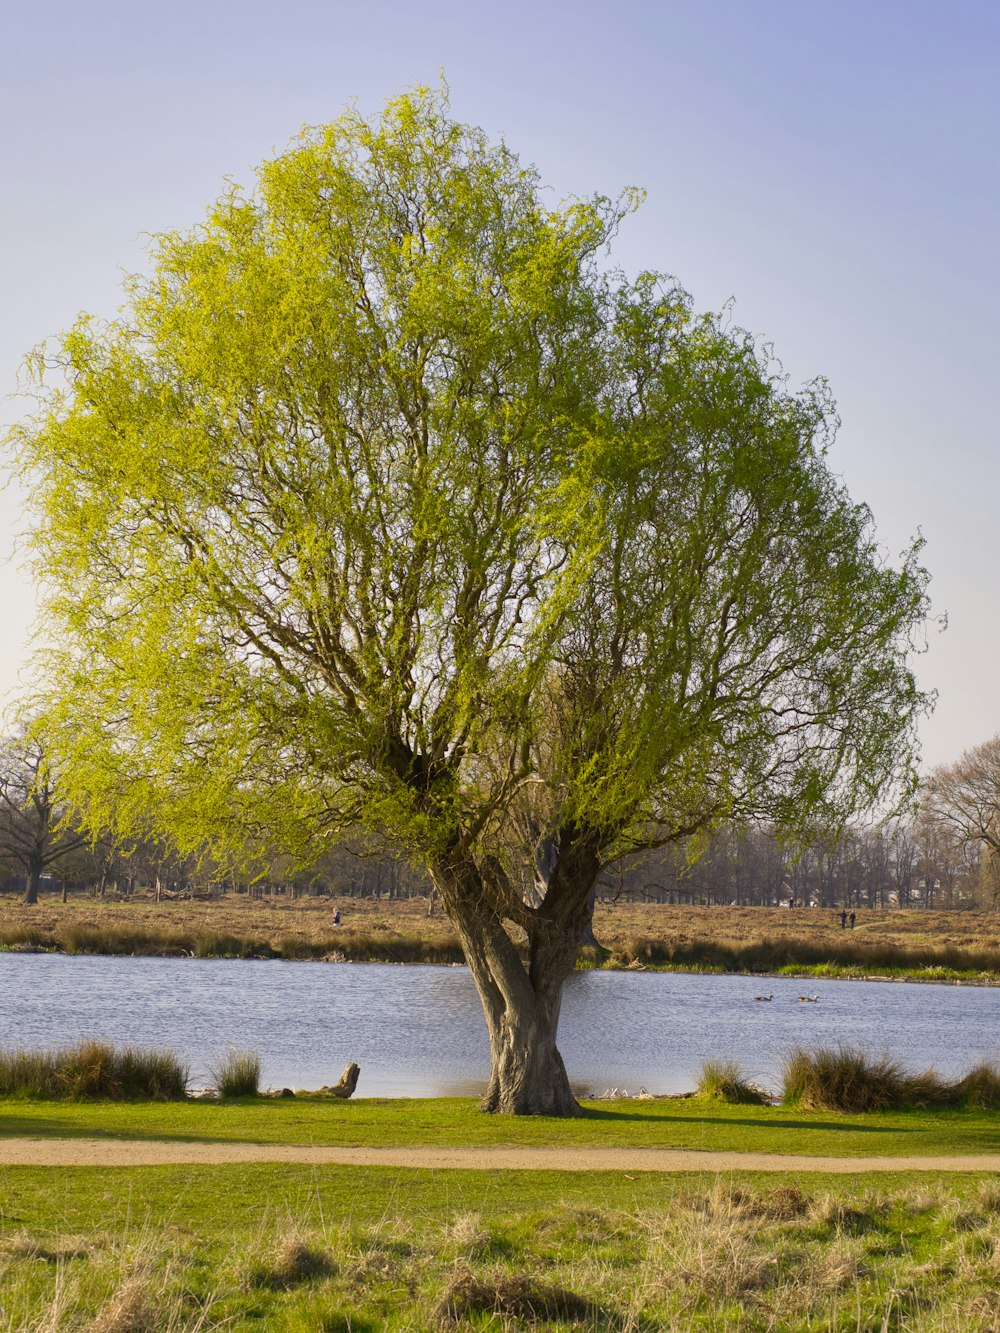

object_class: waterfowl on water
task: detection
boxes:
[797,995,820,1003]
[754,995,774,1001]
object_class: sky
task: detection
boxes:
[1,0,997,772]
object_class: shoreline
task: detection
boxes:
[4,898,1000,989]
[3,939,999,988]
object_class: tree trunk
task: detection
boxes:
[23,855,43,905]
[431,847,598,1117]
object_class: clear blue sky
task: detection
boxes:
[2,0,997,771]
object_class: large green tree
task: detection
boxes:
[10,86,931,1114]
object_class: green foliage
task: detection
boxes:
[9,82,930,880]
[6,81,934,1112]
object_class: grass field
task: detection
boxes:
[4,1098,1000,1328]
[4,1093,1000,1159]
[4,894,1000,983]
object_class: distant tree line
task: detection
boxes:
[0,721,994,911]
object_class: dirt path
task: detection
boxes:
[2,1138,1000,1173]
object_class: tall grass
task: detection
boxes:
[0,1039,188,1100]
[954,1062,1000,1109]
[210,1049,261,1098]
[696,1058,769,1105]
[780,1045,1000,1112]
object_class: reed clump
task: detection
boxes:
[780,1045,1000,1113]
[955,1062,1000,1109]
[0,1039,188,1100]
[696,1058,770,1105]
[210,1049,261,1098]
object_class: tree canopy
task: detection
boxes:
[9,85,932,1112]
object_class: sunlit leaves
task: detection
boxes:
[9,83,930,893]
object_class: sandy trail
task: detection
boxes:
[1,1139,999,1173]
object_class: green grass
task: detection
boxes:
[5,1163,1000,1329]
[4,1093,1000,1158]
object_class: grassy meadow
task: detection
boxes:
[4,894,1000,982]
[4,1100,1000,1330]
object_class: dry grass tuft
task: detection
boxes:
[807,1194,883,1235]
[956,1062,1000,1109]
[87,1276,157,1333]
[814,1236,868,1290]
[533,1206,627,1247]
[781,1045,957,1112]
[435,1266,598,1325]
[692,1180,807,1222]
[0,1040,187,1101]
[666,1219,782,1298]
[443,1213,492,1259]
[783,1046,1000,1113]
[251,1236,334,1289]
[0,1230,93,1264]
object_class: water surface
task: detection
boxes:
[1,953,997,1097]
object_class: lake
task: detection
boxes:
[1,953,998,1097]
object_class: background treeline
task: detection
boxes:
[0,808,980,912]
[0,723,991,910]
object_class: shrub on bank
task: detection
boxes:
[955,1062,1000,1109]
[211,1049,261,1098]
[696,1059,770,1105]
[778,1045,987,1112]
[0,1039,188,1100]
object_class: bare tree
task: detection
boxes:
[923,735,1000,904]
[0,727,87,903]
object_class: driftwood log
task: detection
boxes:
[320,1061,360,1099]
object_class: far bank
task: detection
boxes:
[2,895,999,983]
